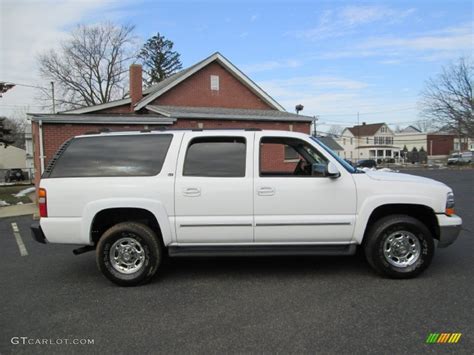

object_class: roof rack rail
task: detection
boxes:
[150,128,263,132]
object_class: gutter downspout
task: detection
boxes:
[38,120,45,174]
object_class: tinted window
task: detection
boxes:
[260,137,328,177]
[183,137,246,177]
[49,134,172,178]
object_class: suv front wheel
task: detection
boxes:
[364,215,435,278]
[96,222,161,286]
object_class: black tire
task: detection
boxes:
[96,222,161,286]
[364,215,435,279]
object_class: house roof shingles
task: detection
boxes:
[29,113,175,125]
[347,123,384,136]
[146,105,313,122]
[31,106,313,124]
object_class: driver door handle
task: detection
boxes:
[183,187,201,197]
[257,187,275,196]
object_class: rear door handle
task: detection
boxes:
[257,187,275,196]
[183,187,201,197]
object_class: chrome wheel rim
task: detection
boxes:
[383,230,421,268]
[109,236,145,274]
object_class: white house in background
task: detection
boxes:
[454,136,474,152]
[0,143,27,169]
[395,125,428,152]
[337,122,400,162]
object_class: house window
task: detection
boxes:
[343,138,346,145]
[284,145,299,160]
[350,138,353,145]
[386,150,392,157]
[366,137,369,144]
[210,75,219,91]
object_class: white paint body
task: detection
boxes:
[39,130,462,247]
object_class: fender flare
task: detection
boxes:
[353,194,439,244]
[82,198,174,246]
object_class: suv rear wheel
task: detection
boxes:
[96,222,161,286]
[364,215,435,278]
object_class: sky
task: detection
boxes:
[0,0,472,131]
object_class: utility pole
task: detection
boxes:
[51,81,56,114]
[313,115,318,137]
[357,112,360,160]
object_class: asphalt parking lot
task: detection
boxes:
[1,169,473,354]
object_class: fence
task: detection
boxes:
[0,168,35,184]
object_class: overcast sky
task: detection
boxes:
[0,0,472,130]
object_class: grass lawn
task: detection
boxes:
[0,185,34,205]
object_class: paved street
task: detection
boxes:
[1,169,473,354]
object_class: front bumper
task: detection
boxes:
[31,222,47,244]
[437,214,462,248]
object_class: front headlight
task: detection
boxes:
[446,192,455,215]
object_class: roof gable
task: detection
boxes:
[134,52,285,112]
[347,123,386,136]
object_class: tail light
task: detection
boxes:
[38,188,48,217]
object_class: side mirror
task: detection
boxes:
[311,162,341,178]
[327,162,341,178]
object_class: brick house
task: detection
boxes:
[29,52,312,182]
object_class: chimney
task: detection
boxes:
[129,64,143,110]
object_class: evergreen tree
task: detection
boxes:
[0,117,14,146]
[138,33,183,86]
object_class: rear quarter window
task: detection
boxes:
[47,134,173,178]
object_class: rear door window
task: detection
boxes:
[48,134,172,178]
[183,137,246,177]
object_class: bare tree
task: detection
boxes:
[38,23,137,110]
[420,57,473,136]
[413,119,435,133]
[326,125,343,137]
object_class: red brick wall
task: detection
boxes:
[427,134,454,155]
[152,62,273,110]
[32,120,310,185]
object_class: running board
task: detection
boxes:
[168,244,356,257]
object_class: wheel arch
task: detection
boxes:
[355,203,440,244]
[82,198,174,246]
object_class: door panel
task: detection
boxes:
[174,133,254,243]
[254,133,357,243]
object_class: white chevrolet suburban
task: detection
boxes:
[31,129,462,286]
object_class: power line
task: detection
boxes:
[316,106,418,117]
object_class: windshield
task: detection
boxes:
[310,137,357,173]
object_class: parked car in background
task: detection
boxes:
[447,152,473,165]
[357,159,377,168]
[4,169,25,182]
